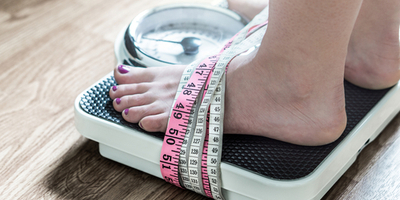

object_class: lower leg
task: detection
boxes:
[345,0,400,89]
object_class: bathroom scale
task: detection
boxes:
[74,4,400,200]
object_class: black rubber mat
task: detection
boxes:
[79,76,391,180]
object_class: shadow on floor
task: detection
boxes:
[42,139,140,199]
[42,138,206,200]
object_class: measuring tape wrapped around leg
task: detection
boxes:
[160,7,269,200]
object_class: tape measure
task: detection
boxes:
[160,7,269,199]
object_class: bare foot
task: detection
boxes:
[109,65,186,132]
[345,0,400,89]
[110,49,347,146]
[222,51,346,146]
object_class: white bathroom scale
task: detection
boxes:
[74,74,400,200]
[74,3,400,200]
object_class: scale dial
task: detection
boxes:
[122,4,247,67]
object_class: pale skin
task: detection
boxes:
[109,0,400,146]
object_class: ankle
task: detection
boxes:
[253,47,346,99]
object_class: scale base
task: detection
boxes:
[75,73,400,200]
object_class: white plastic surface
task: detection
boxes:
[74,74,400,200]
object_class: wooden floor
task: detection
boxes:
[1,0,400,199]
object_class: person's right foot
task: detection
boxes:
[110,48,347,146]
[223,50,347,146]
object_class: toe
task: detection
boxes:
[113,93,155,112]
[113,64,156,85]
[109,83,151,99]
[139,112,169,132]
[122,103,166,123]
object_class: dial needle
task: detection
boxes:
[142,37,202,55]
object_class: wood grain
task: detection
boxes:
[0,0,399,199]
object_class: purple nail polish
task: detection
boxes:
[139,121,143,129]
[112,85,117,91]
[116,98,121,104]
[124,109,129,115]
[118,65,130,74]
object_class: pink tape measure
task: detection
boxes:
[160,7,269,199]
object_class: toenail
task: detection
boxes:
[116,98,121,104]
[112,85,117,91]
[118,65,130,74]
[138,121,143,129]
[124,108,129,115]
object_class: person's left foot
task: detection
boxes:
[344,5,400,89]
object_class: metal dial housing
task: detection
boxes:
[119,4,247,67]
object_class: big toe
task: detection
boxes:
[139,113,169,132]
[114,64,156,85]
